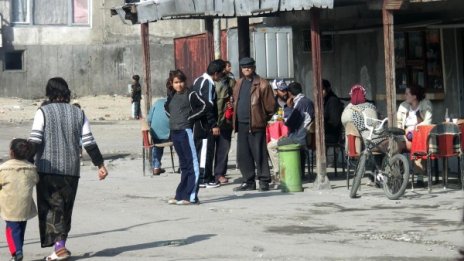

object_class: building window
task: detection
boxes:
[4,51,24,71]
[12,0,29,23]
[12,0,90,26]
[394,30,444,93]
[302,30,333,53]
[73,0,89,24]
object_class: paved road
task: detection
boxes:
[0,120,463,260]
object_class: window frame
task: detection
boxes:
[11,0,91,26]
[4,50,26,72]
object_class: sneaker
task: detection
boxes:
[167,198,177,204]
[10,253,23,261]
[233,183,256,191]
[199,183,207,188]
[206,182,220,188]
[259,181,270,192]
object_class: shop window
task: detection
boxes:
[4,51,24,71]
[394,30,443,93]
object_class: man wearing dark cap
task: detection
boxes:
[232,57,275,191]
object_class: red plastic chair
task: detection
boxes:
[346,134,362,189]
[142,130,154,176]
[427,123,463,192]
[410,125,437,188]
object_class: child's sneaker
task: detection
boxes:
[10,253,23,261]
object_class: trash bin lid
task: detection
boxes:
[277,144,301,152]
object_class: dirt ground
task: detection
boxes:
[0,96,463,260]
[0,95,135,123]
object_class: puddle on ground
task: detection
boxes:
[266,225,340,235]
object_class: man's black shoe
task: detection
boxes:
[233,183,256,191]
[259,182,270,191]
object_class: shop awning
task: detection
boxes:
[111,0,334,24]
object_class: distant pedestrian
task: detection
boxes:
[147,97,170,175]
[0,139,38,261]
[224,60,236,82]
[191,59,226,188]
[164,69,207,205]
[29,77,108,260]
[232,57,275,191]
[131,75,142,119]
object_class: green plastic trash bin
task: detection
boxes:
[278,144,303,192]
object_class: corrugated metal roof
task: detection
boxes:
[111,0,334,24]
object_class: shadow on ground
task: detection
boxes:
[75,234,216,259]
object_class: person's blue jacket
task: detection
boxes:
[147,98,170,141]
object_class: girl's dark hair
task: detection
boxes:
[46,77,71,103]
[10,138,35,160]
[167,69,187,94]
[132,75,140,81]
[407,84,425,101]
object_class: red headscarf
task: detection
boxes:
[350,84,366,105]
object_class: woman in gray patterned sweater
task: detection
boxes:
[29,77,108,261]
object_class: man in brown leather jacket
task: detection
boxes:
[232,57,275,191]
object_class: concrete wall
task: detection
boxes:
[0,0,206,99]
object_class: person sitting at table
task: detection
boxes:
[322,79,344,144]
[271,79,293,118]
[267,82,314,182]
[147,97,170,175]
[396,84,433,150]
[341,84,387,186]
[267,79,290,181]
[341,84,385,145]
[396,84,432,187]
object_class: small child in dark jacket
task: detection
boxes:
[131,75,142,119]
[164,69,207,205]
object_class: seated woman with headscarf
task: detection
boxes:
[341,84,385,147]
[396,85,433,150]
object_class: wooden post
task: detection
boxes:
[237,17,250,59]
[382,5,396,127]
[205,17,214,62]
[141,22,151,118]
[310,8,330,190]
[213,19,221,59]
